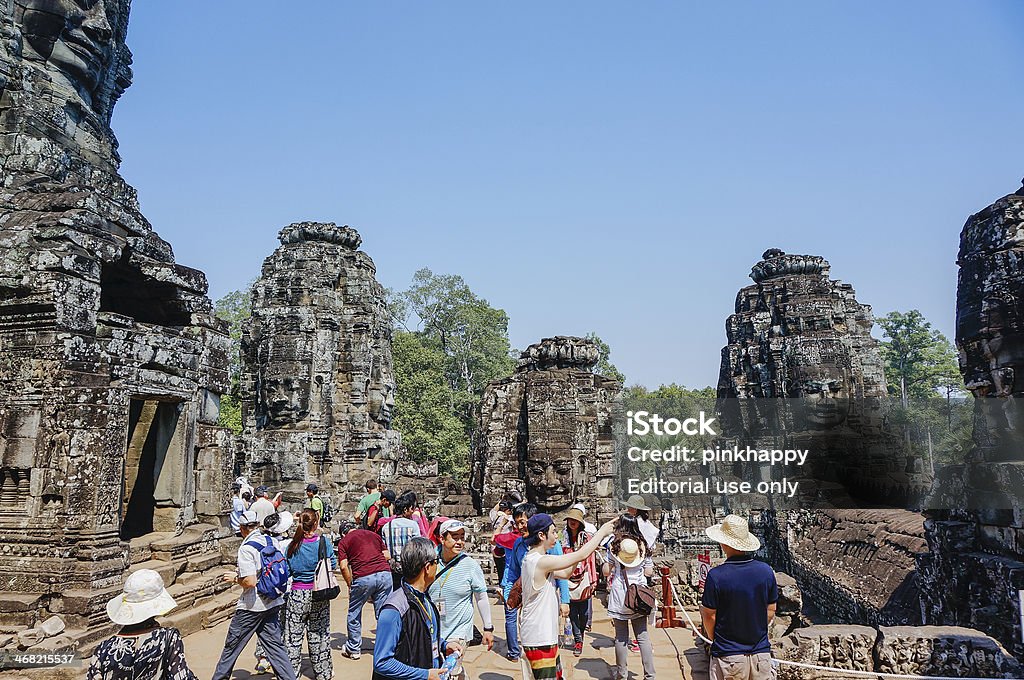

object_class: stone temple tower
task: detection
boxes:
[918,180,1024,658]
[471,336,621,521]
[241,222,401,505]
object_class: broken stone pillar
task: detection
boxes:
[0,0,232,634]
[240,222,401,506]
[918,180,1024,658]
[471,336,621,520]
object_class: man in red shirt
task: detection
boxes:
[337,522,394,660]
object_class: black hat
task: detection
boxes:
[254,485,269,497]
[306,483,318,493]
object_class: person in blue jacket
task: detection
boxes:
[373,537,462,680]
[500,502,570,662]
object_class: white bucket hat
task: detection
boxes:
[705,514,761,552]
[613,538,645,568]
[106,569,177,626]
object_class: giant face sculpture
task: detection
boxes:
[257,364,311,428]
[791,363,851,430]
[16,0,114,99]
[367,360,396,428]
[523,439,574,511]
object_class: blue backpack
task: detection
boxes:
[246,535,290,599]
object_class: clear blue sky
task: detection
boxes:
[112,2,1024,389]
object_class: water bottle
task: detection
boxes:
[440,650,462,677]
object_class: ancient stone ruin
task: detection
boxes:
[918,180,1024,658]
[472,336,621,520]
[239,221,401,506]
[709,249,927,625]
[0,0,236,648]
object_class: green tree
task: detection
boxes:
[878,310,960,406]
[391,331,470,475]
[585,331,625,383]
[392,268,516,434]
[214,284,253,434]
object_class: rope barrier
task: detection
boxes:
[665,580,1022,680]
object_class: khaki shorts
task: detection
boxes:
[709,653,776,680]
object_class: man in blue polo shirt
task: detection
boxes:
[701,514,778,680]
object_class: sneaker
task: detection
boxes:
[629,639,640,653]
[506,654,520,662]
[342,648,361,660]
[254,659,272,674]
[573,642,583,657]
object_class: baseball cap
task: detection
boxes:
[254,485,269,497]
[525,513,554,546]
[305,483,318,493]
[440,519,466,536]
[239,510,259,526]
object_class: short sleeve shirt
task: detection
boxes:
[428,554,488,641]
[229,496,246,533]
[237,531,284,611]
[356,492,380,517]
[337,529,391,580]
[701,555,778,657]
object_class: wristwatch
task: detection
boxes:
[483,626,494,632]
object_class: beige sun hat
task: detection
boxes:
[624,495,651,512]
[565,508,585,524]
[705,514,760,552]
[613,538,645,568]
[106,569,177,626]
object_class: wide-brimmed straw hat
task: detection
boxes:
[613,538,645,568]
[106,569,177,626]
[624,495,651,512]
[565,508,585,524]
[705,514,760,552]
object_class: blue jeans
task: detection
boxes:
[504,603,520,659]
[346,570,392,654]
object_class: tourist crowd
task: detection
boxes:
[86,481,779,680]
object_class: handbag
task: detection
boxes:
[625,582,657,616]
[506,578,523,610]
[312,535,340,601]
[568,569,594,601]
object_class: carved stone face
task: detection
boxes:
[17,0,114,97]
[260,375,311,427]
[791,364,851,429]
[367,361,396,428]
[524,444,574,511]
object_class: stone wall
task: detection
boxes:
[776,625,1022,679]
[761,509,925,626]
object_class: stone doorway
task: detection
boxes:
[120,398,187,540]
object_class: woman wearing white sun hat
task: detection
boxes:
[87,568,197,680]
[603,515,656,680]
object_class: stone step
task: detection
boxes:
[187,550,226,573]
[165,568,233,610]
[160,589,238,638]
[149,523,221,562]
[129,559,182,587]
[129,531,175,564]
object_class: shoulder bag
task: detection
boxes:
[312,535,340,601]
